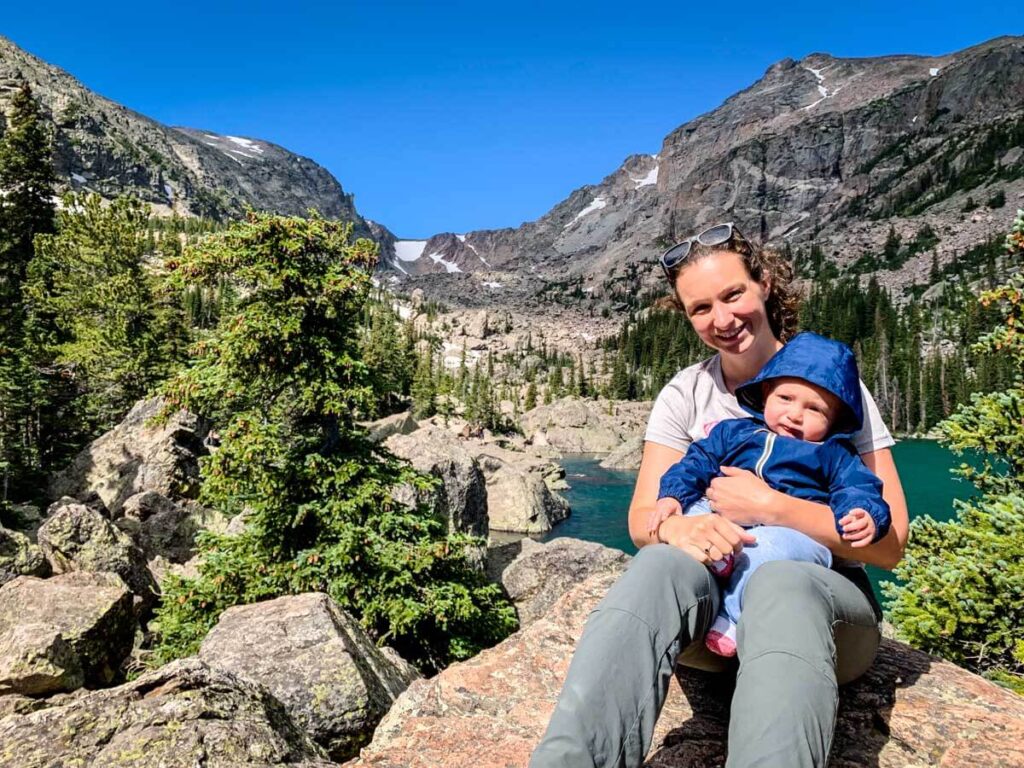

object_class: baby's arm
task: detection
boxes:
[649,423,734,538]
[825,442,891,544]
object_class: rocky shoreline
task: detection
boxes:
[1,395,1020,766]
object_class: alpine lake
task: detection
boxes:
[538,440,975,605]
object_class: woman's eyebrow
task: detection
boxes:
[718,283,746,296]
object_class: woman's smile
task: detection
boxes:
[714,324,747,343]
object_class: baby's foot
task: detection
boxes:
[705,616,737,657]
[709,553,735,579]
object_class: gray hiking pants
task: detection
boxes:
[528,543,881,768]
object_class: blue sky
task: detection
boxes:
[2,2,1019,237]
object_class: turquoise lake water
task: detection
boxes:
[543,440,978,603]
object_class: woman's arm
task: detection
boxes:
[628,441,684,547]
[707,448,909,570]
[629,441,753,560]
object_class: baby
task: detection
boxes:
[648,332,890,656]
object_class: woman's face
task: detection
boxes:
[672,251,772,356]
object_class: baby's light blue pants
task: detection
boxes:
[685,498,832,625]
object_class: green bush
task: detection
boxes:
[884,211,1024,693]
[150,211,517,673]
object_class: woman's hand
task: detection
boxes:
[656,512,755,565]
[706,466,784,526]
[646,497,682,540]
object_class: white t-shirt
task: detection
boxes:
[645,355,895,456]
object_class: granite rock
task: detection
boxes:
[600,434,645,470]
[0,658,330,767]
[199,593,419,762]
[48,397,208,516]
[346,553,1024,767]
[494,538,631,626]
[0,527,49,587]
[385,425,488,539]
[476,451,570,534]
[0,572,134,695]
[37,501,157,610]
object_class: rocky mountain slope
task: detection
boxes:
[384,36,1024,311]
[0,36,363,223]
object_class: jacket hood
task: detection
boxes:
[735,332,863,436]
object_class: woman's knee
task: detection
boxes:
[630,544,712,588]
[741,560,831,623]
[601,544,716,619]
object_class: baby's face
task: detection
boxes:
[762,377,840,442]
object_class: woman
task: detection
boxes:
[529,223,909,768]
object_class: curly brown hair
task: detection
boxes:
[656,231,801,342]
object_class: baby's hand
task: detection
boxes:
[839,508,877,547]
[648,497,683,540]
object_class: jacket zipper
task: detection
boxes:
[754,431,775,481]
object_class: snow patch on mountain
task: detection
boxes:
[457,234,490,266]
[571,196,607,224]
[632,166,658,189]
[395,241,428,262]
[200,134,264,163]
[930,67,940,76]
[428,251,463,273]
[227,136,264,155]
[802,64,838,110]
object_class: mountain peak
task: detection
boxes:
[0,35,361,223]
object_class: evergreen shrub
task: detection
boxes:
[884,210,1024,693]
[150,211,517,673]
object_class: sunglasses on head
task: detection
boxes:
[659,222,749,279]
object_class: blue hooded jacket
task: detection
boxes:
[658,332,891,541]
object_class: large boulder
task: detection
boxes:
[48,396,208,516]
[0,527,49,587]
[364,412,419,444]
[0,658,332,767]
[476,451,570,533]
[520,398,650,455]
[116,490,227,563]
[385,425,488,538]
[0,572,135,695]
[600,434,645,470]
[37,501,158,610]
[199,593,419,761]
[345,560,1024,768]
[494,538,631,626]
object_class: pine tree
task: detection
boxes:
[885,211,1024,693]
[151,212,516,672]
[360,296,414,415]
[24,194,184,436]
[411,346,437,418]
[883,224,902,267]
[0,82,56,507]
[0,82,56,304]
[524,378,537,412]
